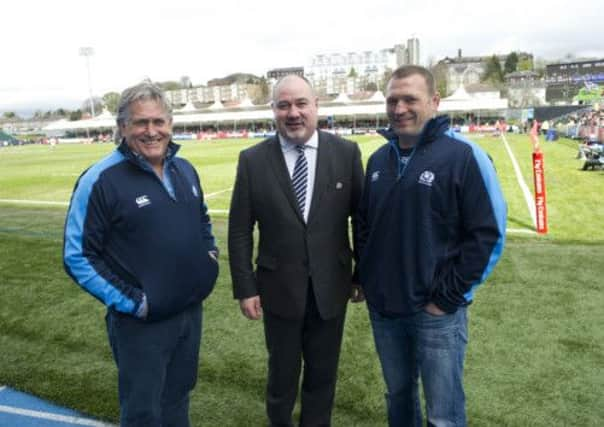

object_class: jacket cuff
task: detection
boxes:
[430,289,461,314]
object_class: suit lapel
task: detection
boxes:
[266,136,306,223]
[307,132,331,226]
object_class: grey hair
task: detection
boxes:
[114,80,172,144]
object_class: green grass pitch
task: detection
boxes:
[0,133,603,426]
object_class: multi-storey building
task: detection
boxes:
[305,39,420,95]
[505,71,546,108]
[545,59,604,104]
[166,39,422,105]
[406,37,420,65]
[434,50,533,96]
[165,89,189,106]
[267,67,304,81]
[166,81,259,108]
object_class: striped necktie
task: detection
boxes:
[291,144,308,215]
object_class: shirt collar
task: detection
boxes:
[279,130,319,152]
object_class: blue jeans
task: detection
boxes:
[369,307,468,427]
[106,303,202,427]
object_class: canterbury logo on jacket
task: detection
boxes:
[63,142,218,321]
[356,115,506,316]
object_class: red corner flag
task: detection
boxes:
[530,120,547,233]
[530,120,541,153]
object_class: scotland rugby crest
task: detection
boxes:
[418,170,435,187]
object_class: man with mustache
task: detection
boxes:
[356,65,506,426]
[229,74,364,426]
[64,81,219,426]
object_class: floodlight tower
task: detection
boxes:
[79,47,96,116]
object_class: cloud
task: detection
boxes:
[3,0,603,111]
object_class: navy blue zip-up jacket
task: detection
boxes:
[356,115,506,315]
[63,142,218,321]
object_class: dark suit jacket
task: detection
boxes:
[228,131,364,320]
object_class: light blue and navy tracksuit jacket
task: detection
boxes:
[63,142,218,321]
[356,115,506,316]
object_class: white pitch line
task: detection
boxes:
[506,228,536,234]
[0,404,116,427]
[0,199,69,206]
[0,386,6,393]
[500,133,536,228]
[0,199,229,215]
[205,188,232,198]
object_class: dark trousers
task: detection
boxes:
[105,303,202,427]
[263,285,346,427]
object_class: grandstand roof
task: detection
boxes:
[175,101,197,113]
[368,91,386,103]
[332,93,352,104]
[44,112,115,131]
[446,86,472,100]
[42,92,508,133]
[208,100,224,110]
[238,97,255,108]
[441,85,507,111]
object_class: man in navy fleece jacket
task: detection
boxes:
[64,81,218,427]
[357,65,506,427]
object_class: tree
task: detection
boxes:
[379,67,393,93]
[69,110,83,121]
[258,77,270,102]
[180,76,192,89]
[517,57,533,71]
[482,55,504,84]
[533,57,547,78]
[430,63,448,96]
[348,67,358,78]
[157,81,181,91]
[364,82,378,92]
[2,111,18,120]
[504,52,519,74]
[247,77,270,104]
[81,97,103,116]
[102,92,120,113]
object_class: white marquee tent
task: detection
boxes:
[43,88,508,134]
[439,85,508,112]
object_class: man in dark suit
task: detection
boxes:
[228,75,364,427]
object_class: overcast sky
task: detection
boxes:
[2,0,603,115]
